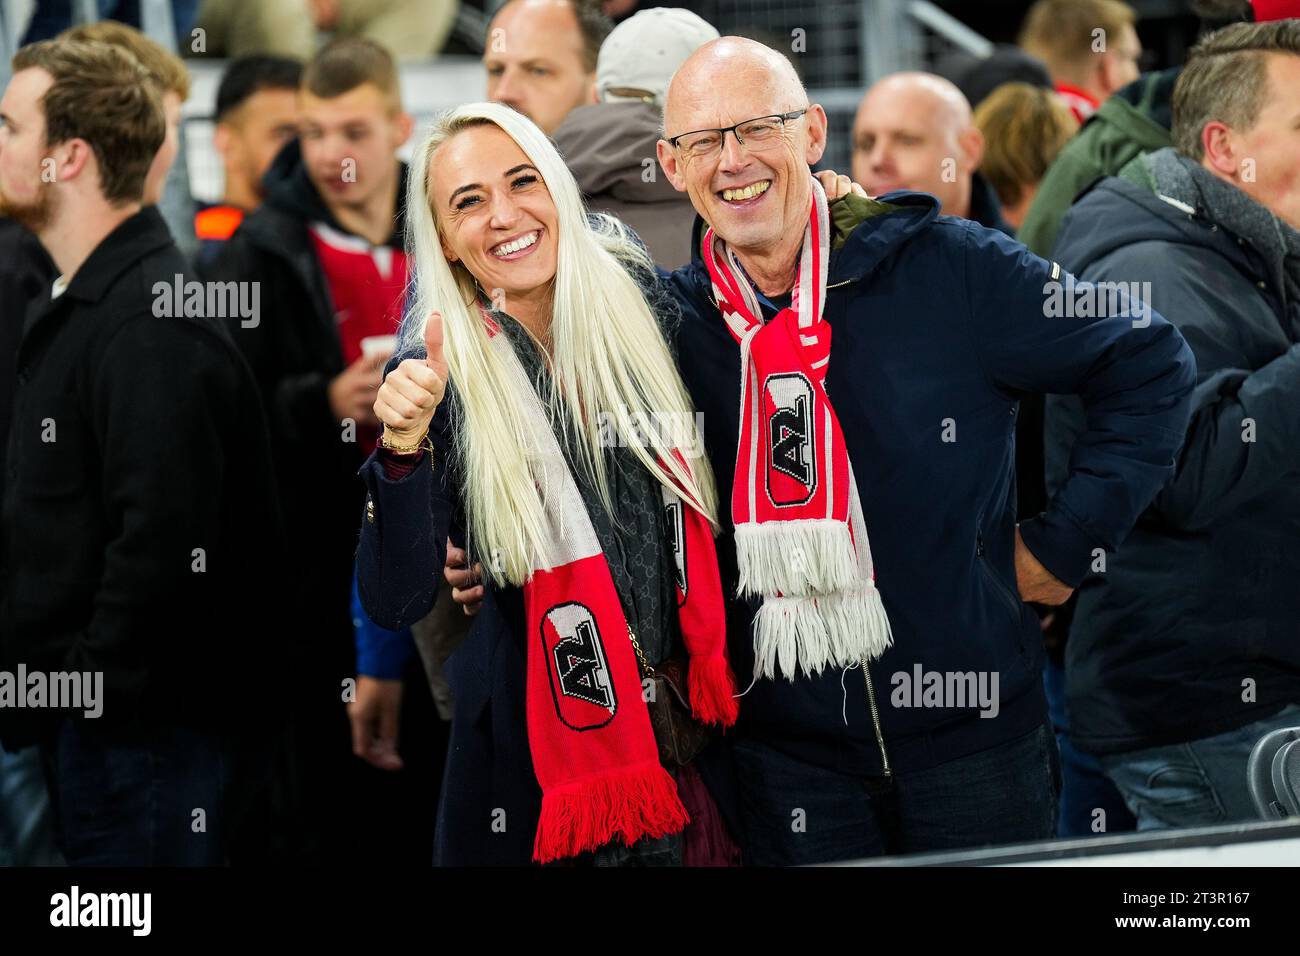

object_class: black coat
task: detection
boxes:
[1048,175,1300,755]
[202,142,407,665]
[0,208,284,747]
[0,219,54,483]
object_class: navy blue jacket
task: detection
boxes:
[665,191,1195,776]
[1047,177,1300,755]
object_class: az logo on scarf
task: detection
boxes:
[542,602,617,729]
[766,372,816,505]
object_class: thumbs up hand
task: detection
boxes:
[374,312,448,448]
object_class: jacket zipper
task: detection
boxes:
[819,274,891,774]
[862,660,893,777]
[976,527,1022,621]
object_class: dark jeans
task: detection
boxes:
[0,743,63,866]
[39,718,237,866]
[1043,659,1135,837]
[1099,703,1300,830]
[733,723,1060,865]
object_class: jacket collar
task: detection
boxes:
[59,205,174,304]
[21,206,173,349]
[261,139,410,249]
[968,172,1015,237]
[829,189,941,282]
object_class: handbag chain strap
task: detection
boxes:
[626,622,655,677]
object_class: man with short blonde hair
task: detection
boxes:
[1018,0,1143,121]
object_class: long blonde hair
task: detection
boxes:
[401,102,717,586]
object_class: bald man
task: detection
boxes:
[653,38,1195,865]
[852,71,1011,234]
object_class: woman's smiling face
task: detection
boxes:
[428,123,560,309]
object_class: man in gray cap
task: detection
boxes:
[552,7,719,268]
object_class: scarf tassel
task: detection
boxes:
[688,654,741,727]
[734,520,862,598]
[532,762,690,864]
[752,586,894,681]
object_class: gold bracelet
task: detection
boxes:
[379,429,429,455]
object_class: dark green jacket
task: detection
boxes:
[1019,69,1178,258]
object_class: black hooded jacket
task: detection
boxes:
[203,141,409,661]
[1047,170,1300,755]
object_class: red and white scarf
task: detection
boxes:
[702,178,893,681]
[483,316,738,863]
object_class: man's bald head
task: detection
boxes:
[851,71,984,218]
[663,36,806,133]
[871,72,973,129]
[656,37,827,266]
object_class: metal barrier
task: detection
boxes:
[910,0,993,60]
[0,12,9,88]
[829,817,1300,866]
[0,0,22,87]
[1248,726,1300,820]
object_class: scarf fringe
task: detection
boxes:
[734,520,861,598]
[752,585,894,681]
[532,761,689,863]
[689,654,740,727]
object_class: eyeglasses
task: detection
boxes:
[667,109,809,160]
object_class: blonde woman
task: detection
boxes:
[355,102,744,867]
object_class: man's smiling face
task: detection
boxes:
[658,41,827,257]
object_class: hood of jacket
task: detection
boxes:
[833,189,944,276]
[969,171,1014,236]
[1053,148,1300,319]
[554,101,684,205]
[1052,167,1248,281]
[1133,147,1300,312]
[259,139,409,248]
